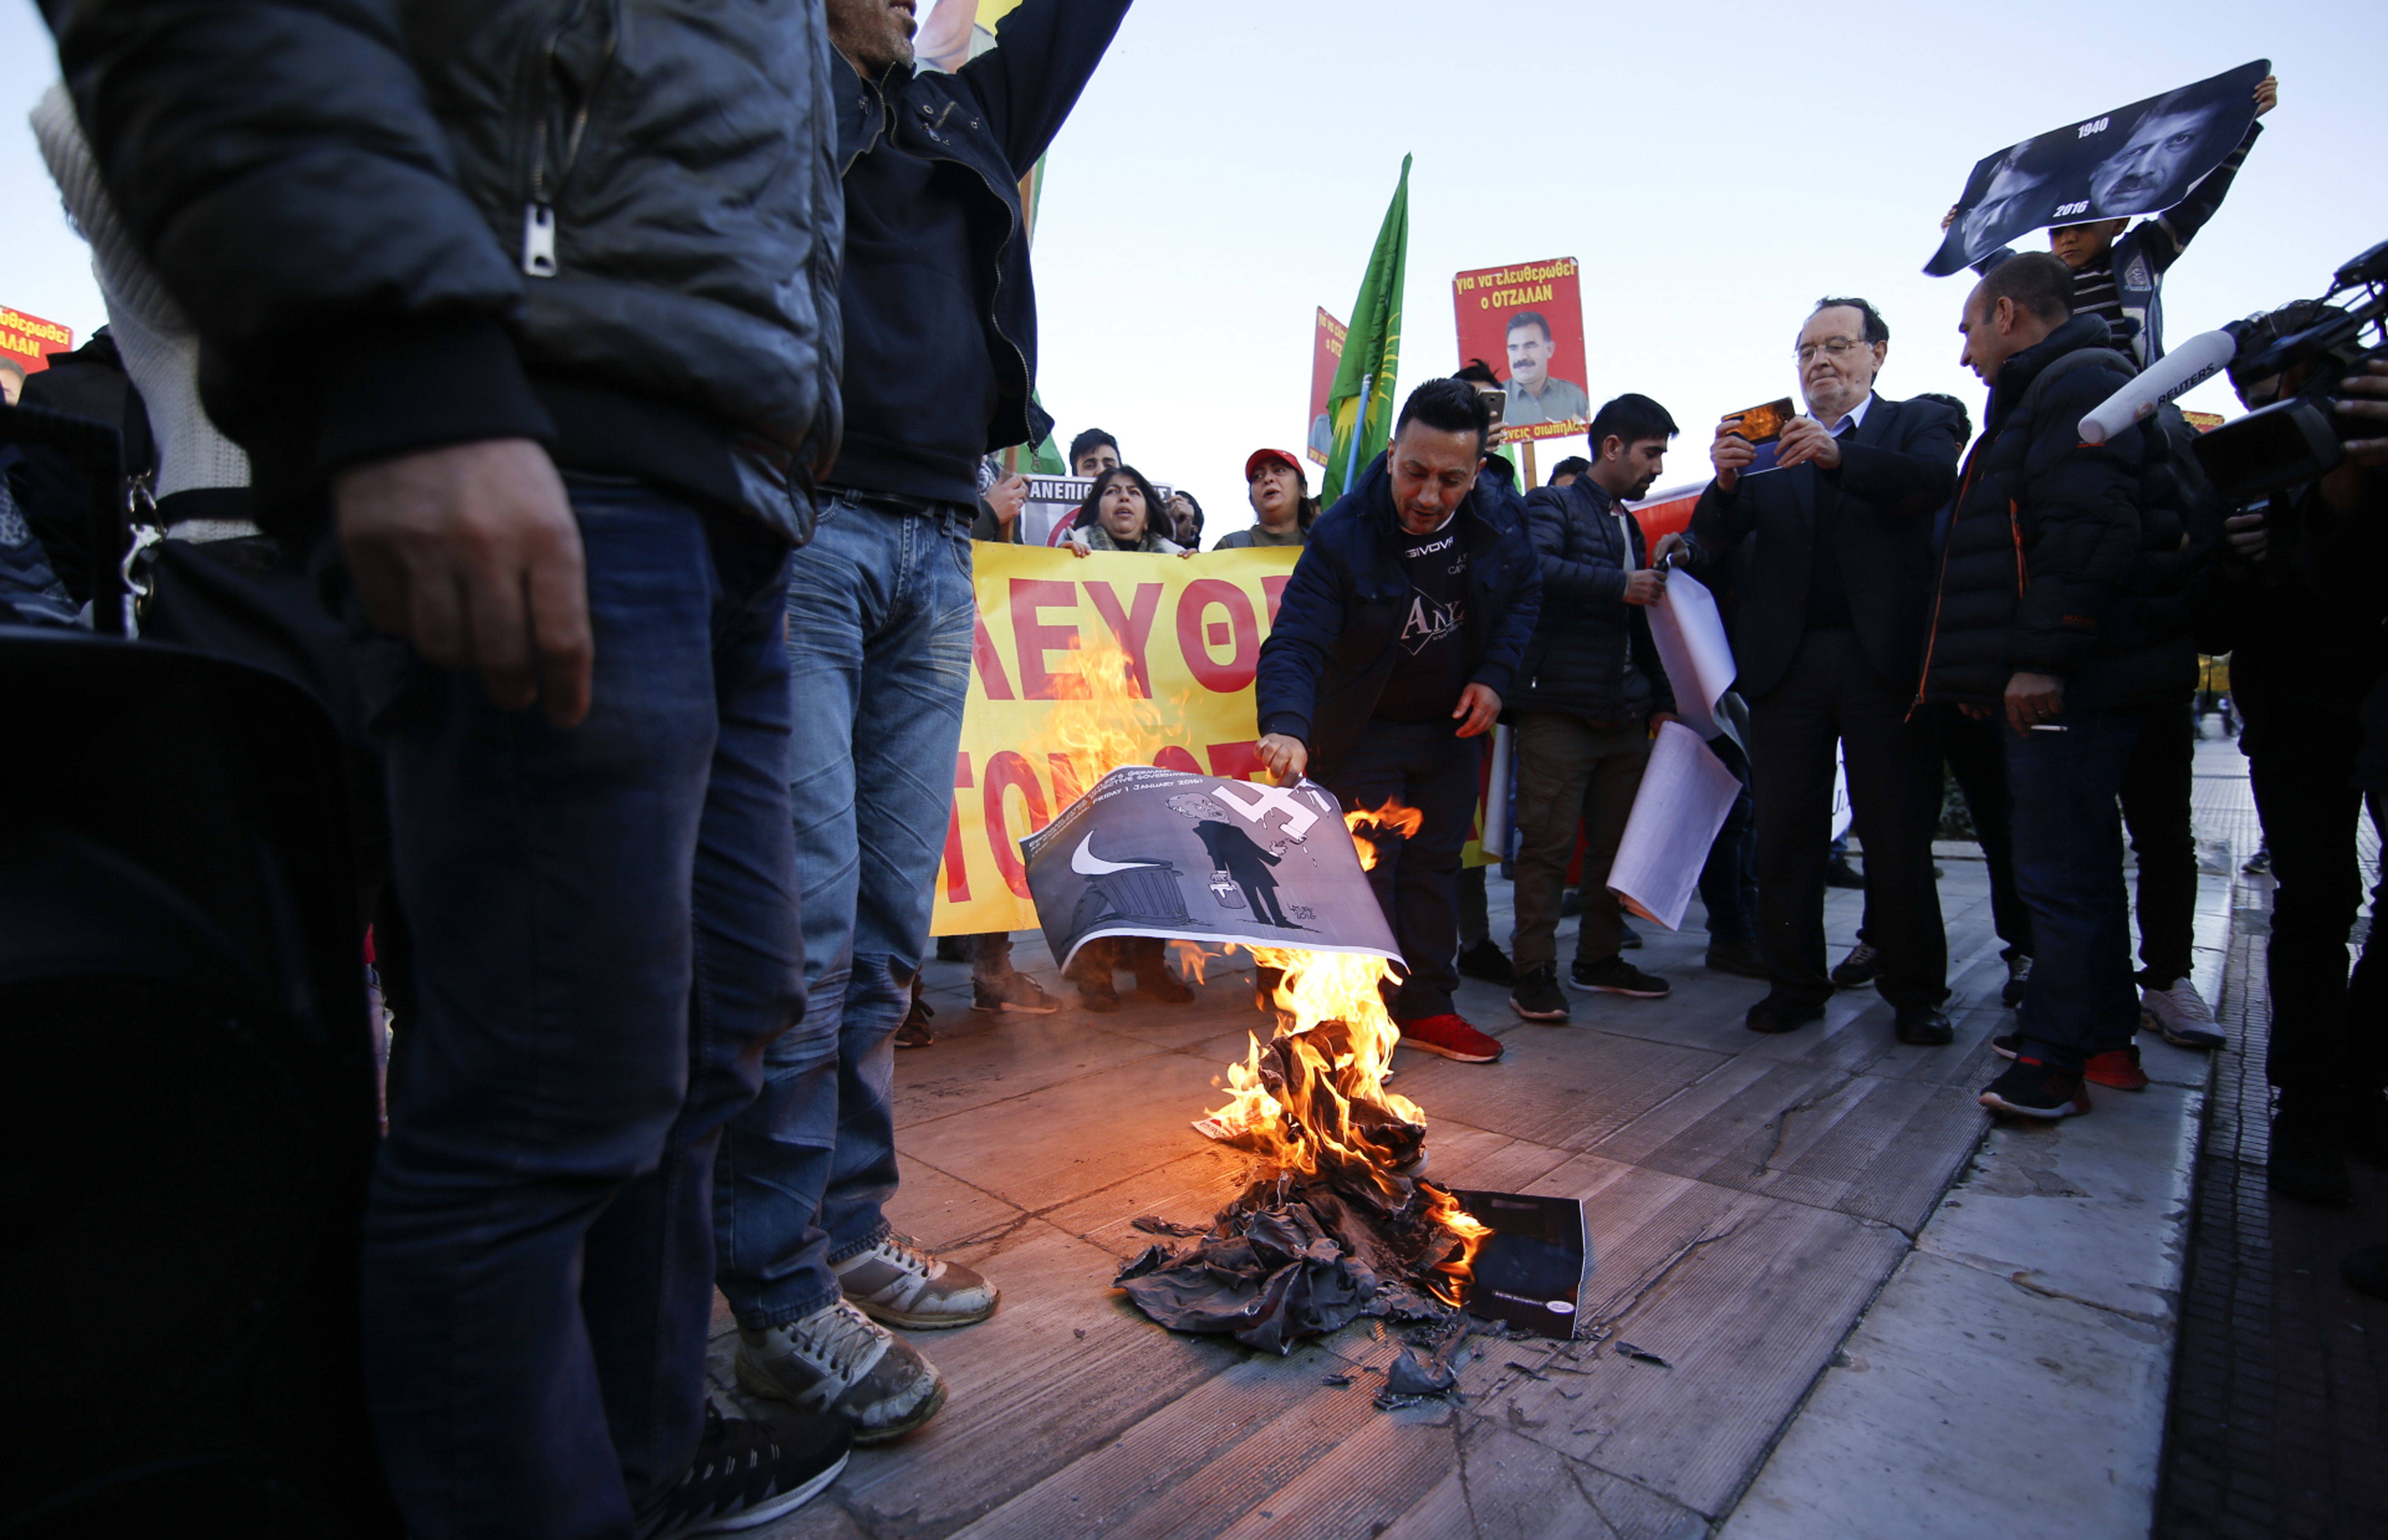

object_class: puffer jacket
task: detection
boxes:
[1256,453,1542,778]
[1509,477,1674,727]
[1920,315,2194,712]
[44,0,844,540]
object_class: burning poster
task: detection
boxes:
[1019,765,1399,972]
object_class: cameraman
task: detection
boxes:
[2212,311,2388,1208]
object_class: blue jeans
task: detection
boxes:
[2004,709,2145,1066]
[358,477,799,1539]
[714,492,975,1328]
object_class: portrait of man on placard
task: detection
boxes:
[1502,310,1590,429]
[2088,88,2231,219]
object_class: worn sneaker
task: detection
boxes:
[1980,1058,2091,1120]
[973,970,1059,1014]
[2084,1044,2150,1091]
[638,1403,850,1540]
[1509,965,1570,1023]
[1571,955,1670,999]
[2001,954,2034,1009]
[1991,1030,2022,1060]
[734,1300,946,1443]
[1830,943,1880,989]
[1396,1013,1504,1063]
[1618,921,1645,951]
[2140,980,2223,1050]
[1457,938,1517,986]
[1077,978,1121,1013]
[834,1233,998,1329]
[895,983,934,1049]
[2242,842,2271,875]
[1825,856,1865,890]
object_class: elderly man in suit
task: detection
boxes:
[1656,297,1964,1041]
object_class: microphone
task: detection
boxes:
[2078,328,2239,444]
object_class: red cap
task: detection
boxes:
[1245,448,1302,480]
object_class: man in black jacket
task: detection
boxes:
[42,0,853,1531]
[1255,379,1542,1065]
[1507,394,1680,1022]
[1665,298,1963,1042]
[712,0,1127,1445]
[1925,253,2191,1121]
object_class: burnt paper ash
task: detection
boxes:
[1114,1169,1473,1355]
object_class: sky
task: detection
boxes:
[3,1,2382,539]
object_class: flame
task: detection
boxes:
[1343,800,1424,872]
[1027,632,1190,790]
[1166,939,1211,986]
[1200,799,1490,1307]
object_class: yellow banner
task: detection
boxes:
[933,544,1302,935]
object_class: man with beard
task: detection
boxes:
[1502,311,1591,429]
[1506,394,1682,1022]
[1659,298,1964,1042]
[713,0,1130,1446]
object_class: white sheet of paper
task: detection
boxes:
[1607,721,1743,931]
[1830,745,1853,841]
[1647,570,1739,747]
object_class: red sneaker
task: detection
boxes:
[1396,1013,1503,1063]
[2084,1044,2149,1091]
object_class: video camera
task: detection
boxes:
[2078,241,2388,506]
[2198,242,2388,503]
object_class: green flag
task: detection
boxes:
[1321,155,1411,506]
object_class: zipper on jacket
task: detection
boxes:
[1909,449,1984,719]
[519,0,618,278]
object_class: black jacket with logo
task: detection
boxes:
[1256,453,1542,778]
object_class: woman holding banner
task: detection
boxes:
[1065,465,1186,555]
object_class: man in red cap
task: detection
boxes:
[1217,449,1317,549]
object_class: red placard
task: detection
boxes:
[0,305,72,401]
[1306,309,1346,466]
[1452,258,1588,441]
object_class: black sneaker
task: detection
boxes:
[1825,856,1865,890]
[1571,955,1669,998]
[1745,990,1825,1034]
[1894,1006,1953,1046]
[2001,955,2033,1009]
[1991,1030,2022,1060]
[1510,965,1570,1022]
[1618,921,1645,951]
[1457,938,1517,986]
[1830,943,1879,989]
[1703,941,1770,980]
[1980,1058,2091,1120]
[639,1404,851,1539]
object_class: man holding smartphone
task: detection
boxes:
[1658,297,1963,1043]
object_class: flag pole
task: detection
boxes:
[1344,371,1374,493]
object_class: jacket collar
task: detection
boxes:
[1989,314,2114,424]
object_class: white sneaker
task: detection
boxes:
[2141,979,2224,1050]
[834,1232,999,1328]
[734,1299,945,1443]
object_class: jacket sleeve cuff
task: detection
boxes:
[1470,665,1515,701]
[1259,711,1311,744]
[315,315,555,476]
